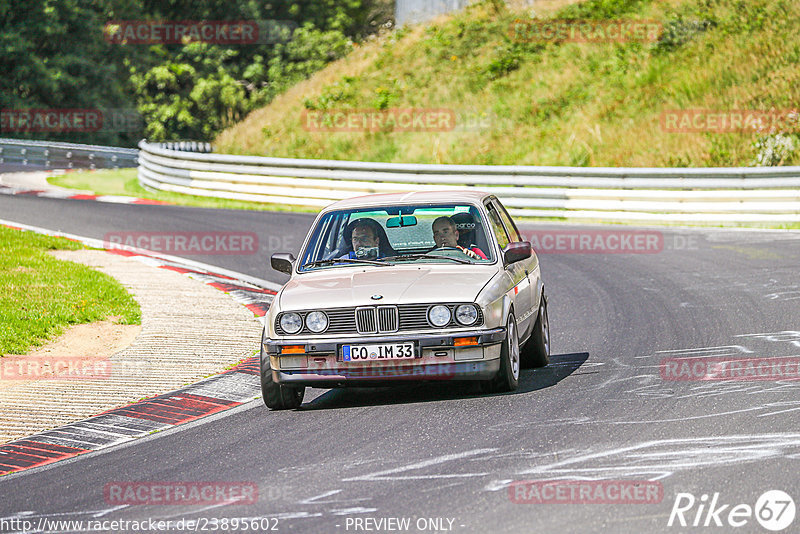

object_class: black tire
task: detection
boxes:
[483,313,520,393]
[521,294,550,369]
[260,343,305,410]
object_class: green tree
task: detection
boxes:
[0,0,146,145]
[1,0,391,144]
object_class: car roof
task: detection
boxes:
[321,190,493,212]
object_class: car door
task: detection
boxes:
[485,198,534,339]
[493,198,539,339]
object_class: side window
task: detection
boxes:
[325,214,348,257]
[301,216,329,266]
[493,199,521,242]
[486,203,510,249]
[305,213,346,263]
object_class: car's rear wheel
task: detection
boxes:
[260,345,305,410]
[483,313,520,393]
[521,294,550,368]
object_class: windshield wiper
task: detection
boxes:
[383,253,472,265]
[303,258,389,268]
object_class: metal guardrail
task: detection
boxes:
[138,140,800,222]
[396,0,474,26]
[0,138,138,170]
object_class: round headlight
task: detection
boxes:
[305,311,329,333]
[279,312,303,334]
[455,304,479,326]
[428,305,452,327]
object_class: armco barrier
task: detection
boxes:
[138,140,800,223]
[0,138,138,170]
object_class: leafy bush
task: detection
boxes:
[654,18,715,52]
[484,44,522,80]
[266,25,354,100]
[559,0,648,20]
[303,77,358,110]
[751,133,798,166]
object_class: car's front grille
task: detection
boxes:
[377,306,399,333]
[355,306,399,334]
[397,304,432,330]
[276,304,483,336]
[356,307,377,334]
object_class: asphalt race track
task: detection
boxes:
[2,194,800,533]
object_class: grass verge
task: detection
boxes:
[0,226,142,355]
[48,168,318,213]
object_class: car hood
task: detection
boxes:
[279,265,498,310]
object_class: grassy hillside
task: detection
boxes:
[214,0,800,167]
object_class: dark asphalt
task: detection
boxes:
[0,195,315,286]
[1,194,799,534]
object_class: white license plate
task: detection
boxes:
[342,343,415,362]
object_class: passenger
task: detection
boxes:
[431,216,487,260]
[340,218,394,260]
[451,212,481,250]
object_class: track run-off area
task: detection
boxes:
[1,193,799,533]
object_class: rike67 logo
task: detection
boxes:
[668,490,795,531]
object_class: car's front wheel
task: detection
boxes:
[260,346,305,410]
[483,313,520,393]
[521,294,550,368]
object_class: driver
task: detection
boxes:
[431,217,487,260]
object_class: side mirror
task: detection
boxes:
[503,242,532,266]
[271,252,296,274]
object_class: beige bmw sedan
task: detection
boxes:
[262,191,550,409]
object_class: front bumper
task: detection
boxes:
[264,328,505,387]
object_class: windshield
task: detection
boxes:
[298,204,495,271]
